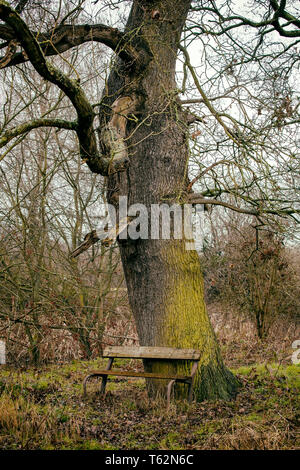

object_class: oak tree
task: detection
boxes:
[1,0,299,400]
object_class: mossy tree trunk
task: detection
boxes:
[100,0,240,401]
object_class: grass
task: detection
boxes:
[0,358,299,450]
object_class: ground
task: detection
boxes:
[0,304,299,450]
[0,356,299,450]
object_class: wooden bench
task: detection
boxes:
[83,346,200,408]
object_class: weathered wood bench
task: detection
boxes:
[83,346,200,408]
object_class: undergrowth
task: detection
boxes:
[0,359,298,450]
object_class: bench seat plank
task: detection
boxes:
[102,346,200,360]
[86,369,192,381]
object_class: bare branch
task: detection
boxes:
[70,217,135,258]
[0,1,130,176]
[70,229,100,258]
[188,194,300,219]
[0,38,17,68]
[179,44,241,145]
[191,1,300,38]
[0,23,142,68]
[15,0,28,14]
[187,160,230,192]
[0,118,77,150]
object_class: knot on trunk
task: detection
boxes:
[99,95,137,171]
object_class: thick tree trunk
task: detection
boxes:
[101,0,240,401]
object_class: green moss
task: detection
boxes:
[125,433,139,448]
[75,439,103,450]
[32,379,52,391]
[282,364,300,388]
[92,418,102,426]
[145,241,241,401]
[194,421,222,437]
[233,363,300,389]
[55,410,70,424]
[243,413,264,423]
[159,431,182,450]
[122,399,137,411]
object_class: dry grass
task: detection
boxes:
[0,300,299,450]
[208,302,299,368]
[0,357,298,450]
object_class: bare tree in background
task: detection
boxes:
[200,209,300,340]
[0,23,124,364]
[0,0,299,400]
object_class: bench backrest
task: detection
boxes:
[102,346,200,360]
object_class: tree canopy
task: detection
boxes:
[0,0,299,232]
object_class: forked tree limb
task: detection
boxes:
[0,23,141,68]
[0,1,136,176]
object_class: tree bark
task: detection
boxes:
[100,0,240,401]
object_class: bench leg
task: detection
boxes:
[167,379,176,409]
[188,379,193,403]
[83,373,106,397]
[83,373,95,397]
[100,375,108,395]
[100,357,114,395]
[83,358,114,397]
